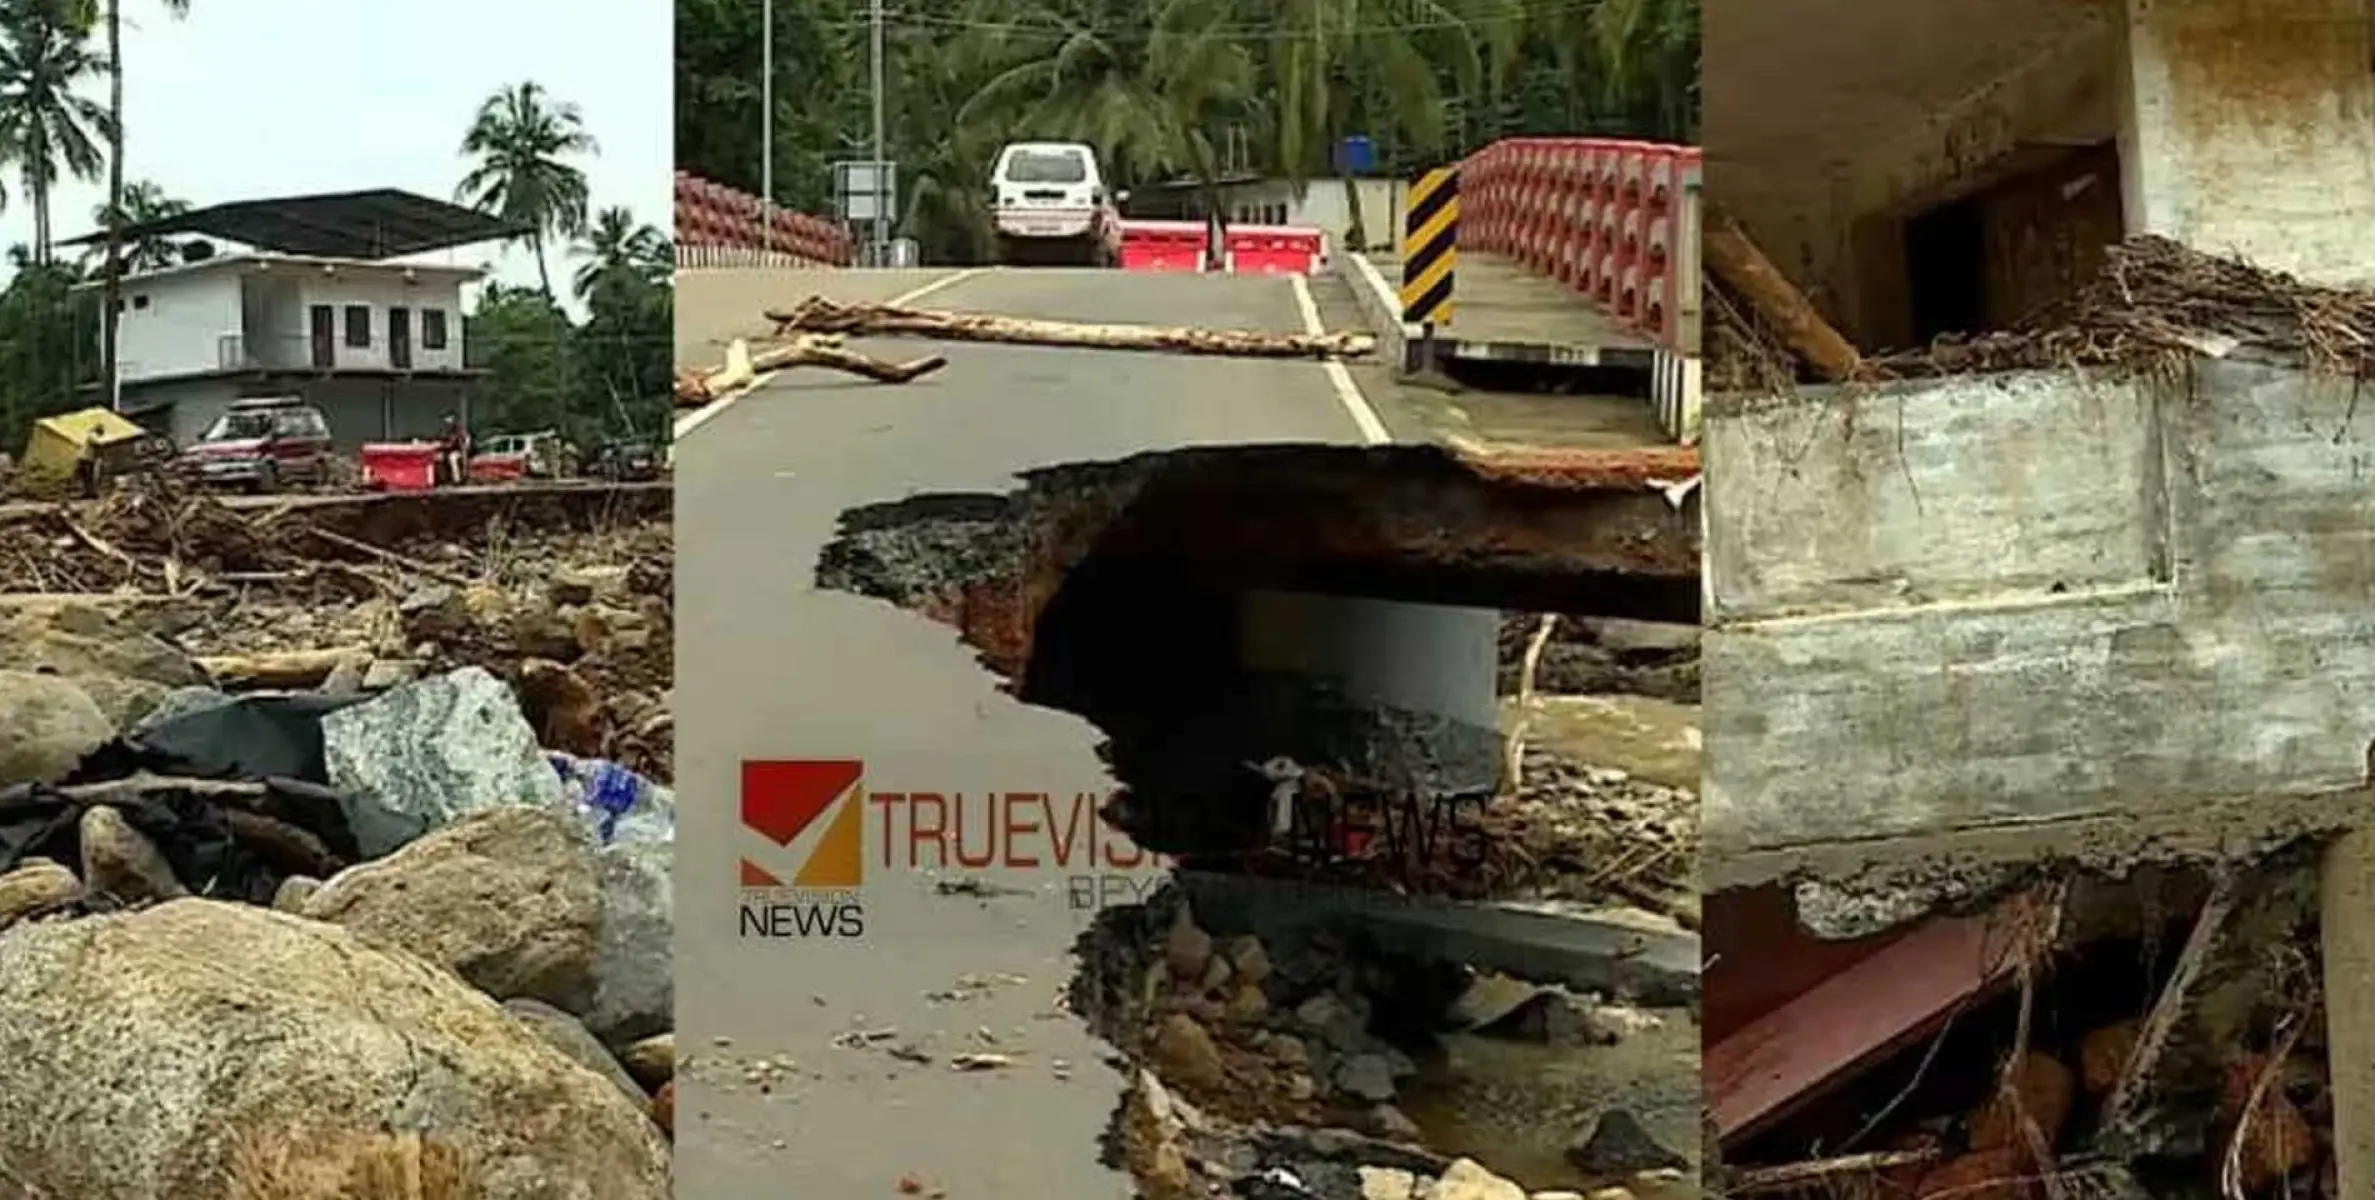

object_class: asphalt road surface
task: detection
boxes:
[673,266,1409,1198]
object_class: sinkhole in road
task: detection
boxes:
[815,441,1705,1195]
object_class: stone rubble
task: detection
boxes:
[0,490,676,1198]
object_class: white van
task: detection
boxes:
[989,141,1124,267]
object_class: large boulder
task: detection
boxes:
[0,600,206,687]
[0,670,112,785]
[0,899,669,1199]
[321,666,568,857]
[300,806,602,1011]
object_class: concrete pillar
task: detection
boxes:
[2326,831,2375,1200]
[1237,589,1502,791]
[2114,0,2375,284]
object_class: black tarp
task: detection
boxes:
[2,694,371,904]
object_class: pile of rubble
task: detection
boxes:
[0,484,675,1199]
[1080,890,1695,1200]
[1706,233,2375,390]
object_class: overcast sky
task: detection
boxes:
[25,0,669,313]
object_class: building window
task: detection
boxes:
[344,305,371,348]
[421,308,448,350]
[131,294,150,310]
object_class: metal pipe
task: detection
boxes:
[870,0,887,263]
[760,0,774,255]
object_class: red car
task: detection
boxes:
[178,397,335,492]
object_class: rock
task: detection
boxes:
[1198,951,1234,995]
[1294,991,1369,1050]
[503,998,647,1108]
[1286,1072,1316,1101]
[0,671,110,785]
[1147,1139,1194,1192]
[1567,1109,1690,1176]
[129,685,234,735]
[1335,1053,1399,1102]
[1360,1166,1419,1200]
[1227,935,1273,985]
[1369,1104,1424,1141]
[518,658,604,756]
[618,1033,674,1089]
[652,1079,674,1138]
[1149,1012,1228,1093]
[360,657,422,690]
[0,859,78,926]
[397,585,472,646]
[321,666,569,858]
[511,604,582,662]
[1433,1157,1529,1200]
[73,674,172,730]
[0,899,668,1199]
[271,875,320,913]
[1966,1052,2075,1152]
[80,805,188,905]
[551,566,632,607]
[0,602,204,686]
[549,755,676,1044]
[318,655,368,695]
[1225,981,1270,1022]
[1264,1034,1310,1068]
[301,806,602,1010]
[2079,1020,2141,1095]
[1165,904,1214,981]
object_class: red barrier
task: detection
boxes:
[673,171,855,266]
[360,443,439,491]
[1223,225,1326,276]
[1119,220,1209,272]
[1454,138,1699,355]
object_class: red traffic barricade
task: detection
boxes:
[1119,220,1209,272]
[359,442,440,491]
[1224,225,1326,275]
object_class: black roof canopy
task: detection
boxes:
[61,188,529,260]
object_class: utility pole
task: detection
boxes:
[869,0,887,264]
[760,0,775,255]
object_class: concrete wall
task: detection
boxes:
[116,271,244,382]
[1701,363,2375,883]
[124,374,472,452]
[113,256,473,382]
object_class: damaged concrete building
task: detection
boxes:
[1700,0,2375,1195]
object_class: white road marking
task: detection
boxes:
[1288,273,1391,446]
[674,267,988,441]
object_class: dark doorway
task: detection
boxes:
[308,305,335,369]
[1903,196,1985,344]
[389,306,412,370]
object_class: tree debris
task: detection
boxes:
[764,294,1378,360]
[673,332,950,407]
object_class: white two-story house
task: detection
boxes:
[74,188,524,450]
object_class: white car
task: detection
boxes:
[990,141,1124,267]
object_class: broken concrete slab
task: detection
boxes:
[1703,362,2375,886]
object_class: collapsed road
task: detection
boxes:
[674,264,1704,1199]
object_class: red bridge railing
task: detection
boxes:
[674,171,854,267]
[1457,138,1702,358]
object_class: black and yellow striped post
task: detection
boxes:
[1398,167,1458,328]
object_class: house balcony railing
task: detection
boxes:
[215,332,443,373]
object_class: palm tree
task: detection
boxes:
[570,206,667,303]
[0,0,112,263]
[87,177,183,270]
[954,0,1253,198]
[96,0,190,404]
[457,81,598,296]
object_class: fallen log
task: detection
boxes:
[198,646,371,690]
[673,335,949,407]
[1705,206,1863,383]
[764,295,1378,360]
